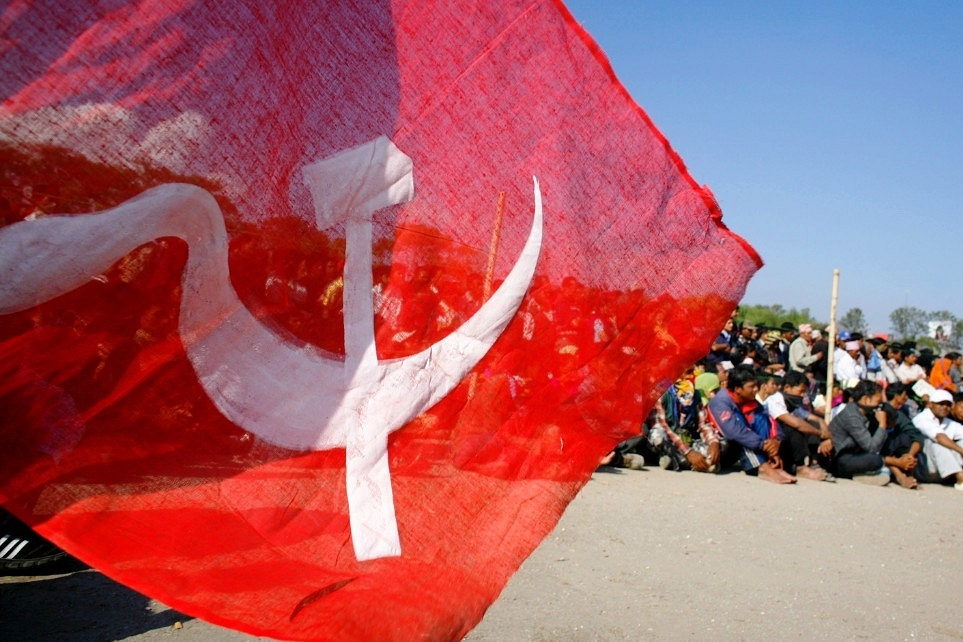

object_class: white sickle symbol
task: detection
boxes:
[0,136,543,560]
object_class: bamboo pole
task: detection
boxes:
[823,269,840,425]
[467,191,507,401]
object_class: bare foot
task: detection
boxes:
[759,462,796,484]
[889,466,919,489]
[795,466,828,482]
[598,451,616,466]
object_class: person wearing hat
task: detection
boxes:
[896,349,926,385]
[694,371,721,400]
[643,373,724,473]
[775,322,795,370]
[736,321,756,349]
[788,323,822,374]
[912,389,963,490]
[833,340,863,384]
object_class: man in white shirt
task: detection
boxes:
[833,340,862,384]
[763,371,831,480]
[912,389,963,490]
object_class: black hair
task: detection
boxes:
[756,372,778,386]
[851,379,882,403]
[727,365,757,391]
[781,370,808,389]
[886,382,907,400]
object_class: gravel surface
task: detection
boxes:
[3,466,961,641]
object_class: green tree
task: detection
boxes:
[839,307,868,334]
[738,303,823,330]
[889,306,928,339]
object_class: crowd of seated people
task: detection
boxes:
[607,313,963,490]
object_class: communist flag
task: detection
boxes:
[0,1,761,640]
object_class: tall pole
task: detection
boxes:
[824,269,840,425]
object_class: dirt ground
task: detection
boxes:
[3,466,962,641]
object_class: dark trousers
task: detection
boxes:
[779,425,821,474]
[835,451,883,478]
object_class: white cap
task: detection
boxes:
[930,389,954,404]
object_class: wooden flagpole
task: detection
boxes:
[824,269,840,425]
[467,191,507,401]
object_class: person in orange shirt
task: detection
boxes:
[929,352,961,393]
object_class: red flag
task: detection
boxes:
[0,1,760,639]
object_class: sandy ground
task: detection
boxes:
[3,466,962,641]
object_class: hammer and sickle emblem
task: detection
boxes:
[0,137,543,560]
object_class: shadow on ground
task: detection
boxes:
[0,558,192,642]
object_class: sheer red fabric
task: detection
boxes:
[0,1,760,639]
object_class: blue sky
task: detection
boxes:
[564,0,963,334]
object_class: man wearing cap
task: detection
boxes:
[896,349,926,385]
[834,339,863,384]
[789,324,822,374]
[912,389,963,490]
[736,322,755,350]
[775,322,795,370]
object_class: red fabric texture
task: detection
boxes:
[0,1,761,639]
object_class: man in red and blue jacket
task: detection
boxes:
[707,365,796,484]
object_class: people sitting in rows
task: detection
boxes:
[601,318,963,495]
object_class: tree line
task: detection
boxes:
[737,304,963,350]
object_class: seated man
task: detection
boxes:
[833,340,863,385]
[912,389,963,489]
[644,373,724,472]
[886,382,913,420]
[708,365,795,484]
[952,391,963,425]
[880,403,925,490]
[763,371,831,481]
[829,379,890,484]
